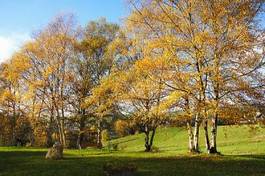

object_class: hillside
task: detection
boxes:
[111,125,265,155]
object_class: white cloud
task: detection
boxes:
[0,33,30,63]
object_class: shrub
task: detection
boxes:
[111,143,119,151]
[114,120,129,137]
[15,118,33,146]
[102,129,110,145]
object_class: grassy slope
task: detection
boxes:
[0,125,265,176]
[111,125,265,155]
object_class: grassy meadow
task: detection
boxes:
[1,125,265,176]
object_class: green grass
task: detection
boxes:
[0,125,265,176]
[112,125,265,155]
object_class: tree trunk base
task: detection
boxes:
[145,145,152,152]
[208,147,221,155]
[189,149,201,154]
[97,142,103,149]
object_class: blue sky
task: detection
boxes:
[0,1,264,63]
[0,0,128,62]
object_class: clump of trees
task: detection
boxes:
[0,0,264,154]
[0,16,120,148]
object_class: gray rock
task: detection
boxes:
[45,142,63,160]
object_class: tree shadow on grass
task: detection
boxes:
[229,154,265,160]
[0,150,265,176]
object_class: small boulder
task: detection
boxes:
[45,142,63,160]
